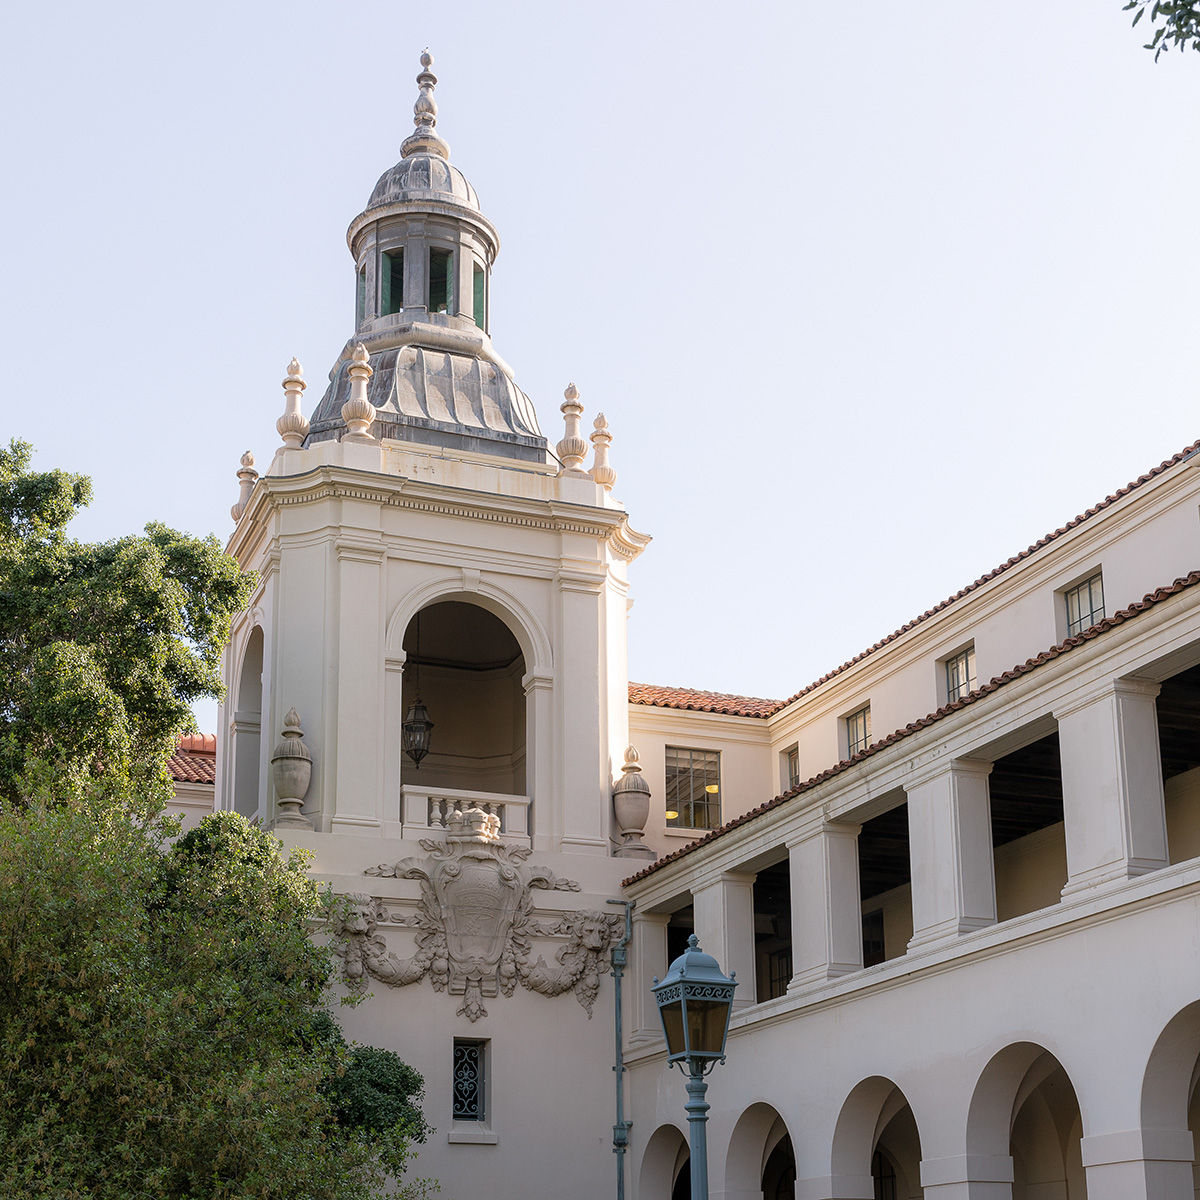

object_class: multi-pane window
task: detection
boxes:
[786,746,800,790]
[1065,572,1104,637]
[944,645,977,704]
[665,747,721,829]
[452,1039,485,1121]
[429,247,453,313]
[356,266,367,326]
[473,262,486,330]
[767,949,792,1000]
[845,705,871,758]
[381,249,404,317]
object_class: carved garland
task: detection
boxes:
[331,807,623,1022]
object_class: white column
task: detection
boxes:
[788,822,863,987]
[793,1176,872,1199]
[381,654,404,837]
[330,538,385,832]
[524,672,555,853]
[556,569,608,854]
[693,871,758,1009]
[630,911,670,1041]
[1080,1129,1195,1200]
[1056,678,1168,894]
[918,1155,1013,1198]
[907,760,996,949]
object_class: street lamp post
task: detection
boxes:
[652,934,737,1200]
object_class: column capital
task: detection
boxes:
[919,1154,1014,1186]
[904,755,994,792]
[1053,674,1161,721]
[1080,1127,1194,1166]
[786,818,862,849]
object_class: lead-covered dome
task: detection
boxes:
[366,152,479,213]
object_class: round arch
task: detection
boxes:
[965,1041,1058,1158]
[234,623,265,713]
[385,575,552,677]
[1141,1000,1200,1132]
[640,1122,689,1200]
[831,1076,917,1181]
[724,1102,793,1197]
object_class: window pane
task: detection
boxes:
[473,263,485,329]
[665,747,720,829]
[429,247,453,313]
[1065,573,1104,637]
[847,705,871,757]
[356,267,366,326]
[453,1040,484,1121]
[381,250,404,317]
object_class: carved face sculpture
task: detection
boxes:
[341,897,377,937]
[576,914,610,953]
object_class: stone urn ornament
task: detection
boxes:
[613,744,655,858]
[271,707,314,829]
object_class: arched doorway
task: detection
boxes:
[831,1077,923,1200]
[641,1123,689,1200]
[232,626,263,818]
[1140,1000,1200,1198]
[401,601,527,795]
[725,1102,794,1200]
[967,1042,1087,1199]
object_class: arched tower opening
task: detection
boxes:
[232,626,264,818]
[401,600,527,796]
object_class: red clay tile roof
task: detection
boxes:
[169,733,216,785]
[629,441,1200,724]
[622,569,1200,886]
[627,683,779,718]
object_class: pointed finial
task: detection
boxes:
[623,745,641,771]
[341,343,376,441]
[277,357,310,449]
[556,382,587,474]
[401,48,451,160]
[590,412,616,492]
[231,451,258,522]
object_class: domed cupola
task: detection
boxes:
[306,51,549,463]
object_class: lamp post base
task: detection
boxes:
[685,1064,710,1200]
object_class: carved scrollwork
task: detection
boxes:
[335,808,615,1020]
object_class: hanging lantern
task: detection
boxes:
[403,609,434,768]
[402,697,434,768]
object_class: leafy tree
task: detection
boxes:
[0,439,253,804]
[0,797,437,1200]
[1124,0,1200,58]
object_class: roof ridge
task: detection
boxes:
[622,568,1200,886]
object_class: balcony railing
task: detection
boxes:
[395,784,531,847]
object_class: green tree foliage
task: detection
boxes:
[1124,0,1200,58]
[0,799,437,1200]
[0,440,254,803]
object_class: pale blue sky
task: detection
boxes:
[1,2,1197,733]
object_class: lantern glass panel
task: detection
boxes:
[685,996,730,1056]
[660,999,685,1056]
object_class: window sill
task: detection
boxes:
[448,1126,498,1145]
[663,826,713,840]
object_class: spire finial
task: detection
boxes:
[589,412,616,492]
[401,48,451,161]
[341,344,377,442]
[277,357,310,449]
[231,451,258,522]
[556,382,588,475]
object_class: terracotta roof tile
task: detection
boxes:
[627,683,780,718]
[622,570,1200,886]
[169,733,216,785]
[629,442,1200,724]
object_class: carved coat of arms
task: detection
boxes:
[333,807,622,1021]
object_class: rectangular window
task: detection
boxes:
[452,1039,485,1121]
[767,948,792,1000]
[786,745,800,790]
[429,247,453,313]
[845,705,871,758]
[944,645,977,704]
[664,747,721,830]
[381,250,404,317]
[1065,572,1104,637]
[862,908,885,967]
[356,266,366,326]
[473,262,486,330]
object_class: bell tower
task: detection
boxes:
[217,53,650,858]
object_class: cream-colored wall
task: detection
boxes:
[756,462,1200,815]
[994,822,1068,923]
[1167,766,1200,865]
[626,705,774,858]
